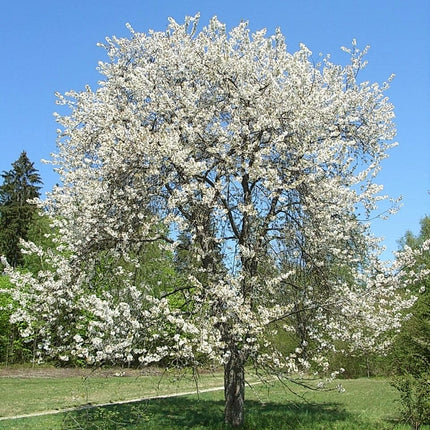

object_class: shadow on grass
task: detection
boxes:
[60,395,373,430]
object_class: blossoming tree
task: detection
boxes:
[3,15,423,426]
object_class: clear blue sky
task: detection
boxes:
[1,0,429,258]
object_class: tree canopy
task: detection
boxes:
[4,16,424,426]
[392,215,430,429]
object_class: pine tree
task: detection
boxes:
[0,151,42,267]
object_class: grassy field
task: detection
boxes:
[0,367,226,418]
[0,368,428,429]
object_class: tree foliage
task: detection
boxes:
[0,152,44,363]
[392,216,430,429]
[0,151,42,267]
[0,275,34,364]
[3,16,425,426]
[394,216,430,375]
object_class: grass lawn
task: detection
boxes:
[0,368,428,429]
[0,366,225,417]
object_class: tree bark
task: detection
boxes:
[224,350,245,427]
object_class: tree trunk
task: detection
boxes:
[224,350,245,427]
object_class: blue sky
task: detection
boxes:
[1,0,429,258]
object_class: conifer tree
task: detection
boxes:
[0,151,42,267]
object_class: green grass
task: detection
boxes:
[1,372,429,429]
[0,368,225,417]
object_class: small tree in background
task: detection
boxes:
[4,16,426,427]
[392,216,430,429]
[0,151,42,267]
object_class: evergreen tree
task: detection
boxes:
[0,151,42,267]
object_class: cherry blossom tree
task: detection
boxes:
[3,15,424,427]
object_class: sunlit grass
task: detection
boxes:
[0,367,224,417]
[1,370,429,429]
